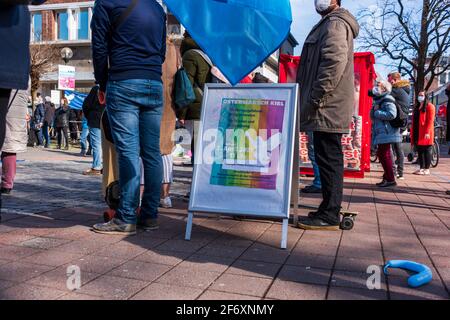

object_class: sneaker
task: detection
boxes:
[396,174,404,180]
[377,181,397,188]
[92,218,136,235]
[413,169,424,175]
[137,217,159,231]
[297,217,340,231]
[300,185,322,194]
[307,211,319,218]
[160,197,172,208]
[83,168,102,176]
[423,169,430,175]
[1,188,11,195]
[79,150,87,157]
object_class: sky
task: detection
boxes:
[289,0,390,77]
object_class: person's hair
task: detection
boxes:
[388,72,401,81]
[61,97,68,106]
[416,91,428,113]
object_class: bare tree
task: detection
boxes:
[30,43,59,108]
[358,0,450,96]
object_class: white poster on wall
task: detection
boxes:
[50,90,61,105]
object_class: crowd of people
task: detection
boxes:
[0,0,449,231]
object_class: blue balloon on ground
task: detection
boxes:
[163,0,293,85]
[384,260,433,288]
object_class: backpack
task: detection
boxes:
[173,67,196,110]
[389,102,408,128]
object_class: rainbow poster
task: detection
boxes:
[210,98,285,190]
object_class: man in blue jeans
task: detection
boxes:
[82,85,104,175]
[91,0,166,235]
[301,132,322,194]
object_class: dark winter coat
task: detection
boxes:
[177,37,212,120]
[54,106,70,128]
[43,101,55,124]
[0,0,46,90]
[297,8,360,134]
[391,79,411,115]
[82,85,105,129]
[33,103,45,125]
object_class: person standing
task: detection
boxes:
[79,114,90,156]
[91,0,166,235]
[177,32,212,164]
[296,0,359,230]
[411,91,436,175]
[387,72,410,180]
[32,95,45,147]
[42,96,55,148]
[82,85,105,176]
[54,98,70,150]
[371,80,401,187]
[445,84,450,155]
[1,88,29,194]
[301,132,322,193]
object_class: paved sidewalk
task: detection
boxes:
[0,147,449,300]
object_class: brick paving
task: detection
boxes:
[0,146,449,300]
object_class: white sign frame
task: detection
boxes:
[185,83,299,249]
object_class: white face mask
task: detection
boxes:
[372,86,381,96]
[418,96,425,103]
[315,0,332,13]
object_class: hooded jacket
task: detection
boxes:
[297,8,360,133]
[391,79,411,115]
[177,37,212,120]
[371,93,402,145]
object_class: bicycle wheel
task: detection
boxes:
[431,142,439,168]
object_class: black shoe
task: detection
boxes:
[86,150,92,156]
[376,179,386,187]
[300,185,322,194]
[446,190,450,195]
[307,211,319,218]
[297,217,340,231]
[1,188,11,195]
[377,181,397,188]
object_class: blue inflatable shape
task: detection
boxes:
[163,0,293,85]
[384,260,433,288]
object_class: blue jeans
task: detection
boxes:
[106,79,163,224]
[307,131,321,189]
[80,126,89,152]
[43,122,51,146]
[90,127,102,170]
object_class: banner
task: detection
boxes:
[58,65,76,91]
[189,84,298,218]
[64,90,87,110]
[279,52,376,178]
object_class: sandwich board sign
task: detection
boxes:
[185,83,299,249]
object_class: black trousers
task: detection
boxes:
[0,88,12,151]
[391,142,404,176]
[313,131,344,225]
[417,145,432,169]
[56,127,69,147]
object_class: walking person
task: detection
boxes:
[79,114,90,156]
[388,72,410,180]
[371,80,401,187]
[411,91,436,176]
[82,85,105,176]
[296,0,359,230]
[42,96,55,148]
[55,98,70,150]
[91,0,167,235]
[1,88,29,195]
[69,108,79,144]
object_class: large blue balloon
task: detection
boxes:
[164,0,293,85]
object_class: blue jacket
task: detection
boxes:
[371,93,402,145]
[0,1,46,90]
[91,0,167,92]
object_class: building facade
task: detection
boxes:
[30,0,297,94]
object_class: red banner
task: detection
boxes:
[279,52,376,178]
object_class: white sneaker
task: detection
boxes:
[160,197,172,208]
[413,169,424,175]
[423,169,430,175]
